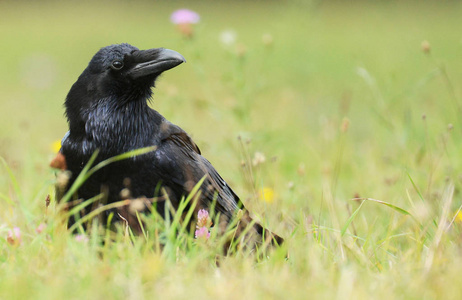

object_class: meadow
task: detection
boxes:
[1,1,462,299]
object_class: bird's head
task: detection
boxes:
[65,43,185,132]
[88,43,185,93]
[67,43,185,106]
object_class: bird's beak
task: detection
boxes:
[127,48,186,80]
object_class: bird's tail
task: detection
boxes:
[253,221,284,246]
[231,210,284,248]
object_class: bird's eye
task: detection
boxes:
[111,60,124,70]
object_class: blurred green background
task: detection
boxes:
[2,0,461,211]
[2,1,462,298]
[1,0,462,221]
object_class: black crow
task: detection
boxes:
[55,43,282,246]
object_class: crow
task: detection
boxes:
[55,43,283,246]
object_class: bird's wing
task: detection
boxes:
[155,124,241,218]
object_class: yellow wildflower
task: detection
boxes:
[51,139,61,153]
[456,211,462,224]
[259,187,275,203]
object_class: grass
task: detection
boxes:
[2,0,462,298]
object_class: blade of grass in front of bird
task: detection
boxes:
[65,194,103,219]
[168,194,195,251]
[208,192,219,221]
[211,211,241,252]
[127,222,137,244]
[60,150,100,204]
[206,209,244,256]
[62,146,157,204]
[60,145,158,227]
[228,217,259,256]
[162,190,172,229]
[85,146,157,179]
[64,194,104,234]
[68,199,131,233]
[135,211,147,241]
[103,213,115,246]
[161,195,177,260]
[178,176,207,235]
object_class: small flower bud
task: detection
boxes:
[195,209,211,240]
[36,223,46,234]
[75,234,89,243]
[236,44,247,58]
[297,163,306,176]
[262,33,273,47]
[120,188,131,200]
[170,9,200,38]
[421,40,431,54]
[220,30,237,46]
[195,227,210,239]
[340,117,350,133]
[45,194,50,208]
[129,198,146,214]
[287,181,294,189]
[197,209,211,228]
[7,227,21,246]
[56,171,71,189]
[252,152,266,166]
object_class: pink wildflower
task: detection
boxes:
[75,234,89,243]
[195,209,211,240]
[170,9,200,38]
[7,227,21,246]
[36,223,46,234]
[197,209,210,227]
[170,9,200,24]
[195,226,210,239]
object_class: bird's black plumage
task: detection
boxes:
[58,43,282,245]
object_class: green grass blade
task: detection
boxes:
[0,156,22,200]
[135,211,147,241]
[341,200,365,237]
[179,176,207,234]
[352,197,417,223]
[364,198,412,216]
[60,149,100,204]
[0,192,14,205]
[406,171,425,202]
[68,200,131,233]
[85,146,157,178]
[65,194,104,218]
[60,146,157,205]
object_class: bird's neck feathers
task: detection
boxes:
[66,87,162,155]
[65,70,155,132]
